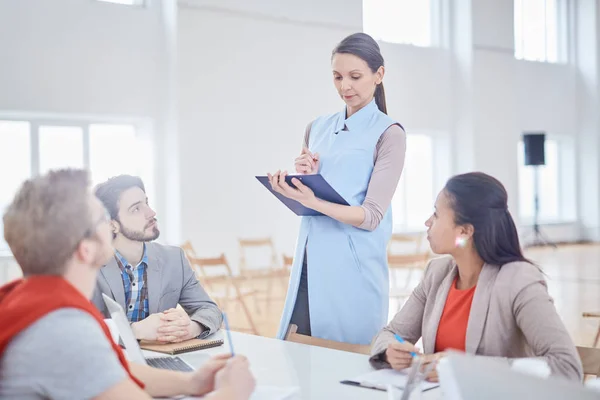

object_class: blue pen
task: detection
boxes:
[394,334,417,357]
[222,313,235,356]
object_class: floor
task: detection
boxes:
[527,244,600,347]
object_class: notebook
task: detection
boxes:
[139,338,224,355]
[255,174,349,216]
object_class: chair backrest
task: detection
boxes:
[282,254,293,271]
[181,240,198,258]
[387,232,430,268]
[284,324,371,355]
[577,346,600,376]
[181,246,236,288]
[181,241,205,279]
[190,253,234,278]
[238,237,281,272]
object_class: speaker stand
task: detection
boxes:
[523,166,557,249]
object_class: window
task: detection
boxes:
[517,139,559,222]
[363,0,434,46]
[0,118,151,251]
[392,134,435,231]
[39,126,85,174]
[0,122,31,251]
[96,0,144,5]
[89,124,138,185]
[514,0,565,62]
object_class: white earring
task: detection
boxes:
[455,236,468,248]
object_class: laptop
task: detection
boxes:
[102,293,195,372]
[446,351,599,400]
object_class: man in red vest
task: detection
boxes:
[0,169,255,399]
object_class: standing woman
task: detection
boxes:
[268,32,406,345]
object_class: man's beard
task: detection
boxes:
[120,221,160,242]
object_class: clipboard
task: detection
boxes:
[255,174,349,216]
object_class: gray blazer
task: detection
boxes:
[370,256,583,382]
[92,242,222,337]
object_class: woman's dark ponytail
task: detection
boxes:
[374,83,387,114]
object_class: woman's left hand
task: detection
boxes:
[420,352,446,382]
[268,170,316,207]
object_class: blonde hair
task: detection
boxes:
[3,169,92,276]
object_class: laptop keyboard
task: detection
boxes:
[146,356,194,372]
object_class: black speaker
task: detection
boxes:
[523,133,545,166]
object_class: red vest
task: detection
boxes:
[0,275,144,389]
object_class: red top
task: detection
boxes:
[435,277,476,353]
[0,275,144,388]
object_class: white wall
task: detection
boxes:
[177,0,596,267]
[0,0,162,116]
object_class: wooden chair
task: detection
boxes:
[387,233,431,304]
[583,312,600,348]
[284,324,371,355]
[238,237,288,307]
[577,346,600,377]
[238,237,285,275]
[282,254,293,274]
[181,243,259,336]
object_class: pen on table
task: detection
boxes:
[394,334,417,357]
[222,312,235,356]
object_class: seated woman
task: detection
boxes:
[370,172,583,382]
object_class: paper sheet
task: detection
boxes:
[351,369,440,391]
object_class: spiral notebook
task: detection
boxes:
[140,338,224,355]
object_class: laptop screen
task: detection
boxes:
[102,293,148,365]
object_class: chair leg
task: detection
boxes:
[238,296,259,335]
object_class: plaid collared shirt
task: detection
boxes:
[115,246,149,322]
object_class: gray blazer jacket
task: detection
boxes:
[370,256,583,382]
[92,242,222,337]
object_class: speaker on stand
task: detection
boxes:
[522,132,556,248]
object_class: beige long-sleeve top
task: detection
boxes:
[303,122,406,231]
[370,256,584,382]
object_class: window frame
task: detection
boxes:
[0,113,154,250]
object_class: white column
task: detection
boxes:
[155,0,182,245]
[574,0,600,240]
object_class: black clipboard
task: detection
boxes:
[255,174,349,216]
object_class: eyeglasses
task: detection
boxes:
[72,207,112,254]
[82,208,111,240]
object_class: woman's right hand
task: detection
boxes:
[213,356,256,400]
[295,148,320,174]
[385,341,421,371]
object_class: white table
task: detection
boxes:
[145,331,442,400]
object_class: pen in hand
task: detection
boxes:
[394,334,417,357]
[223,312,235,357]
